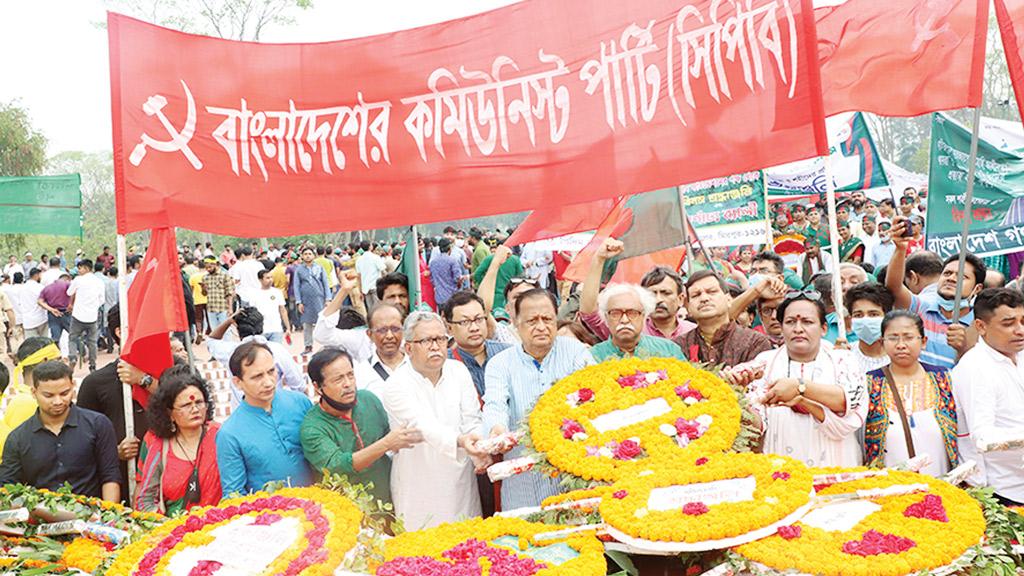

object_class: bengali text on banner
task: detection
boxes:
[108,0,827,236]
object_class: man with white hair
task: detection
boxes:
[590,283,685,361]
[376,310,490,529]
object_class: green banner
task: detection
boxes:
[0,175,82,237]
[926,113,1024,258]
[679,171,766,247]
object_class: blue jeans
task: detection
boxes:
[47,312,71,342]
[264,332,283,343]
[208,310,229,330]
[69,318,98,369]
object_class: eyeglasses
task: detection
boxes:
[784,289,822,301]
[174,400,207,412]
[409,336,449,348]
[370,326,403,336]
[508,277,538,288]
[882,335,922,344]
[607,309,643,322]
[449,316,487,328]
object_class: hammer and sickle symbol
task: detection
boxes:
[129,79,203,170]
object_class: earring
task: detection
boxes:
[170,422,177,433]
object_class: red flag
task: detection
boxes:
[121,227,188,378]
[504,197,618,247]
[816,0,988,117]
[995,0,1024,124]
[109,0,827,237]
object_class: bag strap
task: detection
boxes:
[882,366,916,459]
[159,439,169,514]
[372,362,390,382]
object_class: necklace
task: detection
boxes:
[175,433,201,466]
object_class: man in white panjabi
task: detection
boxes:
[378,311,490,529]
[726,291,868,467]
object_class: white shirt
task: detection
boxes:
[355,252,386,294]
[353,352,409,398]
[67,273,106,323]
[229,259,265,303]
[378,360,482,529]
[2,264,21,279]
[851,345,889,379]
[748,346,868,468]
[520,243,554,289]
[40,268,63,287]
[796,251,834,275]
[15,281,46,329]
[313,310,375,363]
[248,287,286,334]
[951,338,1024,503]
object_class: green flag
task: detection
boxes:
[679,171,767,247]
[0,174,82,237]
[926,112,1024,258]
[835,112,889,192]
[398,226,422,308]
[611,187,686,260]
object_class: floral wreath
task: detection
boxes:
[529,358,742,483]
[599,452,813,550]
[377,516,606,576]
[106,487,361,576]
[735,468,986,576]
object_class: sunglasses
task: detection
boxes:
[508,277,539,287]
[784,289,822,302]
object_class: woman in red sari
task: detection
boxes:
[135,365,222,515]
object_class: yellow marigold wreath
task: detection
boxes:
[735,468,986,576]
[529,358,742,482]
[379,516,606,575]
[106,487,361,576]
[599,452,812,546]
[59,537,111,573]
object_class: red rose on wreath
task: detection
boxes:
[561,419,585,439]
[614,439,642,460]
[577,388,594,402]
[682,502,709,516]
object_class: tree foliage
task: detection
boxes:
[103,0,312,41]
[0,100,49,255]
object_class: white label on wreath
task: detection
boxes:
[165,515,302,576]
[800,500,881,532]
[590,398,672,433]
[646,477,757,511]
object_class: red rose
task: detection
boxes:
[695,457,709,466]
[777,525,802,540]
[561,419,585,439]
[682,502,709,515]
[614,439,642,460]
[613,490,629,499]
[772,471,791,481]
[577,388,594,402]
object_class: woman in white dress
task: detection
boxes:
[725,290,868,467]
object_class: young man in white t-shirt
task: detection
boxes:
[228,247,265,305]
[249,269,290,343]
[66,259,107,371]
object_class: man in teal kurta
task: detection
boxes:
[300,348,423,505]
[588,281,687,362]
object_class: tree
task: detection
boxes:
[0,101,48,255]
[103,0,312,41]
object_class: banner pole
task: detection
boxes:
[762,171,773,247]
[951,106,983,324]
[823,155,846,338]
[675,187,695,272]
[411,225,422,307]
[116,234,137,502]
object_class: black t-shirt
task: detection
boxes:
[76,361,148,499]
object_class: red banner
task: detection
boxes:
[109,1,827,236]
[816,0,988,117]
[995,0,1024,126]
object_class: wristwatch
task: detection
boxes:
[797,379,807,395]
[141,374,154,389]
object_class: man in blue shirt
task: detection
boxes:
[216,341,313,495]
[483,288,593,509]
[885,220,986,369]
[429,238,465,307]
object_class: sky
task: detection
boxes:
[0,0,518,155]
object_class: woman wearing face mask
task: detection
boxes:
[845,283,894,376]
[863,310,958,475]
[724,291,868,467]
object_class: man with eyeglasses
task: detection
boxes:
[377,311,490,529]
[589,284,685,362]
[483,288,594,510]
[442,290,510,518]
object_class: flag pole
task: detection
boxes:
[762,171,773,246]
[410,225,422,307]
[823,155,846,337]
[951,106,984,323]
[116,233,137,501]
[676,187,694,272]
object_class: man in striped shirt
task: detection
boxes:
[482,288,593,510]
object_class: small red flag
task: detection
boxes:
[121,227,188,378]
[504,197,619,247]
[995,0,1024,125]
[816,0,989,117]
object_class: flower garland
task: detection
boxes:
[105,487,362,576]
[60,537,113,573]
[378,516,606,576]
[529,358,742,482]
[735,469,986,576]
[0,484,165,535]
[599,452,812,545]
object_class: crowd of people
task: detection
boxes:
[0,190,1022,532]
